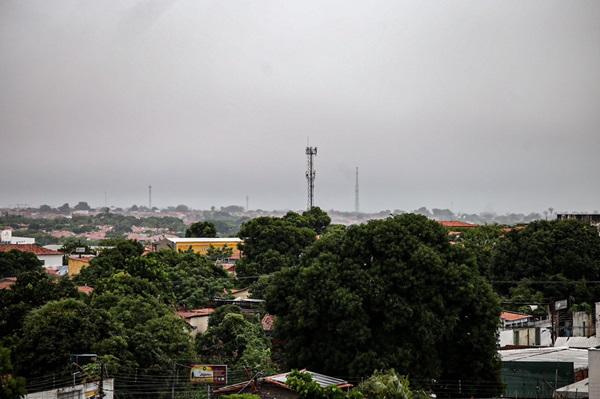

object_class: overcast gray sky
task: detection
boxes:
[1,1,599,213]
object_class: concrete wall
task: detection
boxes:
[38,254,63,267]
[188,315,210,336]
[174,241,240,257]
[573,311,594,337]
[499,327,552,347]
[589,349,600,399]
[26,379,114,399]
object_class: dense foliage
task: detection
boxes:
[0,345,26,399]
[186,221,217,237]
[4,207,600,399]
[235,208,331,278]
[0,250,43,278]
[196,306,274,374]
[266,214,502,397]
[491,220,600,304]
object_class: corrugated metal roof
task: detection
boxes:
[555,377,588,397]
[268,371,349,388]
[212,370,351,395]
[554,336,600,349]
[499,347,589,370]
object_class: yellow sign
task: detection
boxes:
[190,364,227,385]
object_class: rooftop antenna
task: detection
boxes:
[148,185,152,209]
[305,143,317,210]
[355,167,359,213]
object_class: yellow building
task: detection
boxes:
[67,256,94,277]
[157,237,242,258]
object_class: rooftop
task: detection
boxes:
[0,244,63,256]
[438,220,478,228]
[77,285,94,295]
[167,237,242,243]
[213,370,351,395]
[0,277,17,290]
[177,308,215,319]
[501,311,532,321]
[499,347,589,370]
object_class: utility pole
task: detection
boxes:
[148,185,152,209]
[354,166,359,214]
[305,146,317,210]
[98,361,104,399]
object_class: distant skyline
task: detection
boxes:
[1,1,599,214]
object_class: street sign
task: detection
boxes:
[190,365,227,385]
[555,299,568,311]
[75,247,86,253]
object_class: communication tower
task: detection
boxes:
[305,146,317,210]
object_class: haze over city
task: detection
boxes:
[1,1,599,213]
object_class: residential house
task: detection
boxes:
[67,255,95,277]
[212,370,352,399]
[177,308,215,336]
[156,237,242,258]
[0,244,63,267]
[501,311,534,329]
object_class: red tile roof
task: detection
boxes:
[501,311,532,321]
[262,314,275,331]
[438,220,478,228]
[77,285,94,295]
[0,244,63,256]
[177,308,215,319]
[0,277,17,290]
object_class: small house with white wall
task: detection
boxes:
[0,244,63,267]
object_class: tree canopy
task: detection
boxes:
[266,214,501,397]
[491,219,600,304]
[235,212,318,278]
[0,250,43,278]
[186,221,217,238]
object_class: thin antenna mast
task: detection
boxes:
[355,167,359,213]
[148,185,152,209]
[305,146,317,210]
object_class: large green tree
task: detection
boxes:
[14,298,110,378]
[0,250,43,278]
[266,214,501,397]
[186,221,217,238]
[0,344,26,399]
[491,219,600,303]
[196,307,273,373]
[0,270,78,343]
[236,214,317,278]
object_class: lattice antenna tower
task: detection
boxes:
[148,185,152,209]
[305,146,317,210]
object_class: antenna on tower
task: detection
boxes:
[305,145,317,210]
[355,167,359,214]
[148,185,152,209]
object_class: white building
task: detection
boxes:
[25,379,114,399]
[1,229,35,244]
[0,244,63,267]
